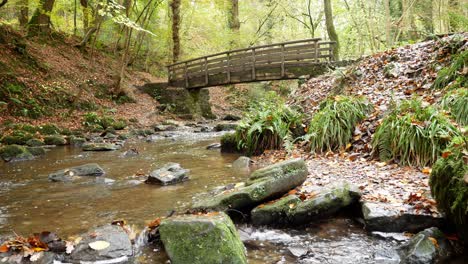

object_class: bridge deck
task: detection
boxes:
[167,38,336,89]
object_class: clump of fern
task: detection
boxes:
[430,136,468,242]
[235,92,303,156]
[372,99,461,167]
[432,50,467,90]
[305,95,372,153]
[441,88,468,126]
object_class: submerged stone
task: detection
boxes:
[251,182,361,225]
[0,144,34,162]
[192,158,308,211]
[232,156,251,171]
[82,142,119,151]
[159,212,247,264]
[145,163,189,185]
[48,163,105,182]
[67,225,133,263]
[362,202,444,232]
[398,227,453,264]
[43,135,67,146]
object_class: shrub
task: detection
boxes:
[441,88,468,126]
[432,50,468,90]
[1,131,34,145]
[372,99,460,167]
[39,124,61,135]
[220,133,239,153]
[44,135,67,145]
[429,137,468,242]
[83,112,125,130]
[234,92,303,156]
[305,95,372,153]
[111,119,127,130]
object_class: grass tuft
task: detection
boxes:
[441,88,468,126]
[305,95,372,153]
[372,99,460,167]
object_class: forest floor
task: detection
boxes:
[253,33,467,219]
[0,26,236,131]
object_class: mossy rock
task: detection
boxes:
[69,136,86,147]
[430,137,468,243]
[82,142,119,151]
[26,146,46,156]
[38,124,61,135]
[0,145,34,162]
[1,131,33,145]
[112,120,127,130]
[192,158,308,211]
[43,135,67,145]
[251,181,361,225]
[220,133,239,153]
[159,212,247,264]
[26,138,44,147]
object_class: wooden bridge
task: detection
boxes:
[167,38,336,89]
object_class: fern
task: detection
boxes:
[441,88,468,126]
[432,50,468,90]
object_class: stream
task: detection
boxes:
[0,131,406,263]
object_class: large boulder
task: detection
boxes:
[145,163,189,185]
[398,227,453,264]
[159,212,247,264]
[82,142,120,151]
[362,202,444,232]
[48,163,105,182]
[251,182,361,225]
[232,156,251,171]
[67,225,132,263]
[192,158,308,211]
[0,145,34,162]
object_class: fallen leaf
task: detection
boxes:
[0,244,8,253]
[428,237,439,248]
[442,151,452,159]
[88,241,110,251]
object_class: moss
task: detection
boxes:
[220,133,240,153]
[39,124,61,135]
[43,135,67,145]
[429,137,468,242]
[26,146,46,156]
[1,131,34,145]
[69,136,86,147]
[159,213,247,264]
[26,138,44,147]
[0,144,34,162]
[112,119,127,130]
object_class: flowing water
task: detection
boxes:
[0,132,408,263]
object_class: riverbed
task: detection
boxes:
[0,131,407,263]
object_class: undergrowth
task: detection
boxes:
[83,112,127,131]
[234,92,303,156]
[429,137,468,241]
[432,50,467,90]
[372,99,460,167]
[441,88,468,126]
[304,95,372,153]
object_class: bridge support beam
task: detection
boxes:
[141,83,216,120]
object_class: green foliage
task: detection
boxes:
[432,50,468,90]
[220,133,240,153]
[83,112,126,130]
[372,99,461,167]
[1,130,34,145]
[305,95,372,153]
[429,137,468,241]
[441,88,468,126]
[39,124,61,135]
[234,92,303,156]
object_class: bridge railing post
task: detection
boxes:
[251,48,256,80]
[204,57,208,86]
[184,62,189,88]
[227,52,231,83]
[281,44,285,78]
[314,40,319,63]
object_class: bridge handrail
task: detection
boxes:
[167,38,323,68]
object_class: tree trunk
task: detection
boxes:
[0,0,7,9]
[28,0,56,36]
[80,0,89,34]
[323,0,339,60]
[170,0,181,63]
[227,0,240,48]
[18,0,28,27]
[384,0,392,47]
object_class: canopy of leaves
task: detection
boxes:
[372,99,460,167]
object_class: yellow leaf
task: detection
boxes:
[288,203,296,209]
[428,237,439,248]
[422,167,432,174]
